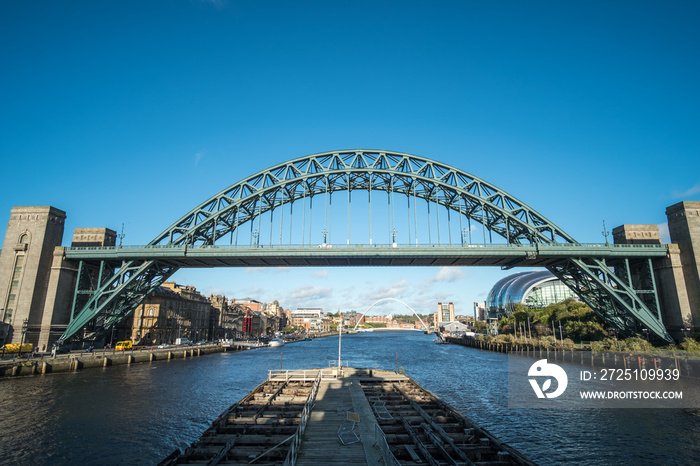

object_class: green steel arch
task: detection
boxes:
[150,150,576,247]
[61,150,673,344]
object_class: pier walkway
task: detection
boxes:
[160,367,534,465]
[295,376,381,465]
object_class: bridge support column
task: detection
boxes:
[653,244,693,339]
[667,201,700,330]
[614,223,693,339]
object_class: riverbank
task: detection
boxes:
[0,343,241,378]
[446,335,700,379]
[0,331,344,378]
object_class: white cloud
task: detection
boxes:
[427,267,464,284]
[367,279,409,300]
[672,183,700,199]
[194,151,205,165]
[288,285,334,301]
[312,270,329,278]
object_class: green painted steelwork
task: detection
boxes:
[59,150,675,344]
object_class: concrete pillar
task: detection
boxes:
[0,207,66,346]
[667,201,700,327]
[653,244,693,338]
[38,247,77,350]
[613,223,693,338]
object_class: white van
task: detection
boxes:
[175,338,191,346]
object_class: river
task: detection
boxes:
[1,331,699,465]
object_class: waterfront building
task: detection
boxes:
[128,282,211,345]
[344,310,360,327]
[434,302,455,326]
[291,308,324,330]
[230,297,262,313]
[440,321,471,334]
[364,315,392,324]
[473,302,486,321]
[485,271,578,319]
[208,294,230,340]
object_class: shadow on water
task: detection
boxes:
[1,331,699,465]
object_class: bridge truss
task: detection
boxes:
[60,150,674,344]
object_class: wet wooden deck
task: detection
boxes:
[159,367,535,466]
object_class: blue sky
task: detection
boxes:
[1,1,699,317]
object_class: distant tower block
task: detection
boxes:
[666,201,700,327]
[0,206,66,345]
[612,224,661,245]
[613,223,692,337]
[436,302,455,325]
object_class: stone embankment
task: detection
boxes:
[0,331,342,379]
[0,343,240,378]
[446,336,700,379]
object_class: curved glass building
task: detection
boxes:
[485,271,578,318]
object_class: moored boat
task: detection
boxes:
[268,337,284,347]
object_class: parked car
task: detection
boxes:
[157,343,170,349]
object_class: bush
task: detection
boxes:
[679,338,700,351]
[591,341,605,351]
[622,337,652,352]
[537,336,557,349]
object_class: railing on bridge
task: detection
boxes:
[68,242,668,252]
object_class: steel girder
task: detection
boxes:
[547,257,672,343]
[61,258,178,342]
[59,150,673,344]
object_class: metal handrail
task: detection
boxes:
[375,423,401,466]
[282,370,322,466]
[67,241,667,252]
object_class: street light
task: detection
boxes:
[20,318,28,358]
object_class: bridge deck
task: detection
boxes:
[66,243,669,268]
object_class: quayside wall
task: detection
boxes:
[0,344,240,378]
[446,336,700,379]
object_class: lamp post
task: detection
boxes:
[20,318,28,358]
[602,220,610,245]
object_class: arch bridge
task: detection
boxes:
[352,298,430,331]
[61,150,673,344]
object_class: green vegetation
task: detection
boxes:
[472,297,700,353]
[497,298,607,342]
[359,322,387,329]
[392,314,430,323]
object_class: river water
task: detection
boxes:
[1,331,699,465]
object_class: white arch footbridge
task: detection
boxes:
[352,298,429,331]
